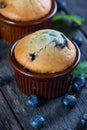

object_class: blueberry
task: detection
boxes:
[54,34,68,48]
[29,53,36,61]
[71,22,80,29]
[56,0,67,10]
[0,76,4,86]
[72,77,86,92]
[72,36,83,47]
[61,94,77,109]
[55,41,66,48]
[64,128,72,130]
[26,95,40,108]
[29,115,45,129]
[80,113,87,126]
[0,2,6,8]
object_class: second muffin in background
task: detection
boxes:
[0,0,57,44]
[0,0,52,21]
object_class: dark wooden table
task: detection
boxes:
[0,0,87,130]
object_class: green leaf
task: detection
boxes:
[73,61,87,78]
[52,14,85,25]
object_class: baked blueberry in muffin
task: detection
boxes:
[0,2,6,8]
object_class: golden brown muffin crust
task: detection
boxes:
[0,0,52,21]
[14,29,76,73]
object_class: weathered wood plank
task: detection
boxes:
[0,92,22,130]
[0,39,9,59]
[64,0,87,36]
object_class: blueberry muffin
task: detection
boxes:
[0,0,52,21]
[14,29,76,74]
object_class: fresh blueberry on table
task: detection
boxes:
[72,36,83,47]
[80,113,87,126]
[71,21,80,29]
[56,0,67,10]
[29,115,45,129]
[26,95,41,108]
[61,94,77,109]
[72,77,86,93]
[0,76,4,86]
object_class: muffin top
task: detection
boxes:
[0,0,52,21]
[14,29,76,74]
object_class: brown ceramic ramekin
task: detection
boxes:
[8,41,80,99]
[0,0,57,44]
